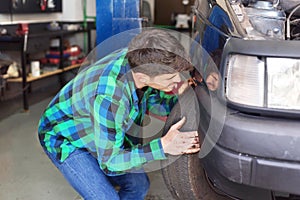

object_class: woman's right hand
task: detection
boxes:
[161,117,200,155]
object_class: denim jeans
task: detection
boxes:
[44,148,150,200]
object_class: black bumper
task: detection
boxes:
[194,87,300,199]
[201,107,300,199]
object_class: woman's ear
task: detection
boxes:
[135,73,150,83]
[132,72,151,88]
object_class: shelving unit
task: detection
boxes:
[0,22,94,111]
[7,63,82,83]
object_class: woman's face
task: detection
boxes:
[147,73,184,94]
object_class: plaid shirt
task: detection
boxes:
[38,48,178,175]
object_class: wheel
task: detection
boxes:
[160,88,230,200]
[161,153,230,200]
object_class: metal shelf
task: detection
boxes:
[7,63,82,83]
[0,23,92,111]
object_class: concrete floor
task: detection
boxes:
[0,97,174,200]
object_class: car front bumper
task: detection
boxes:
[205,112,300,194]
[196,87,300,199]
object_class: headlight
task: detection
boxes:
[226,54,300,110]
[267,58,300,110]
[226,54,265,107]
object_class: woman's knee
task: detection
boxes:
[111,172,150,197]
[125,172,150,192]
[137,173,150,192]
[121,173,150,199]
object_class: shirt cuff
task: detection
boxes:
[150,138,167,160]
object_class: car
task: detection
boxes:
[161,0,300,199]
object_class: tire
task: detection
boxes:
[161,154,230,200]
[160,88,229,200]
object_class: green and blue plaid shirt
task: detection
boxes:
[38,48,178,175]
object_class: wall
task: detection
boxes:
[144,0,155,22]
[0,0,96,24]
[154,0,193,25]
[0,0,96,104]
[0,0,97,56]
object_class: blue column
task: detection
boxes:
[96,0,142,45]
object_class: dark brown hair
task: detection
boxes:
[126,29,193,77]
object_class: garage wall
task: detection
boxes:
[0,0,96,24]
[154,0,193,25]
[0,0,97,102]
[144,0,155,22]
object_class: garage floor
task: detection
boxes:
[0,97,174,200]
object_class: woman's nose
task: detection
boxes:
[173,74,182,83]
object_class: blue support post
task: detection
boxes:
[96,0,142,45]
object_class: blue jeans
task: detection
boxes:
[44,148,150,200]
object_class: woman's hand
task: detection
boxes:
[161,117,200,155]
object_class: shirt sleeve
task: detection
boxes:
[92,94,167,176]
[147,89,178,116]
